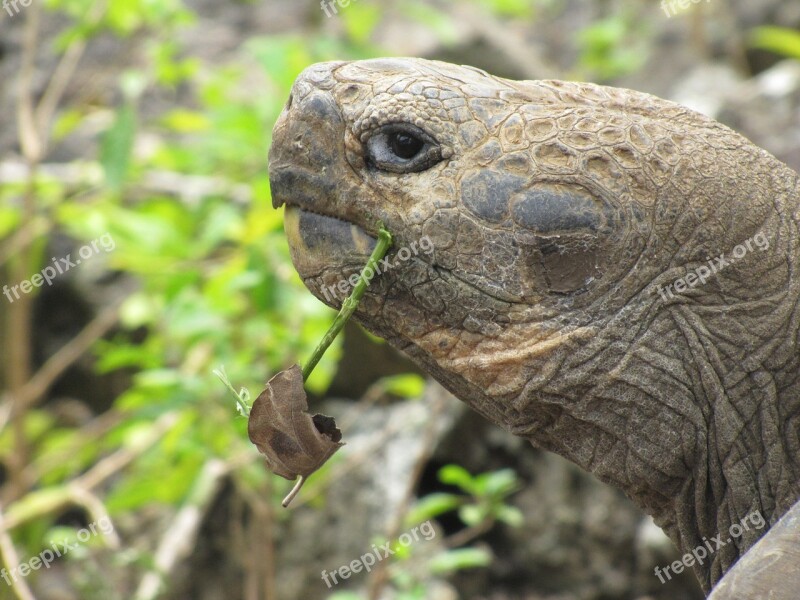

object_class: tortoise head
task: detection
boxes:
[269,59,638,371]
[268,58,777,411]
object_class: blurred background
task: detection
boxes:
[0,1,798,599]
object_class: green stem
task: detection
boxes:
[302,223,393,381]
[213,366,250,416]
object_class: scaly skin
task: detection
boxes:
[268,58,800,593]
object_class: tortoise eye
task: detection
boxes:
[365,124,443,174]
[388,132,424,160]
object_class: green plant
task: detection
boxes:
[749,26,800,60]
[396,465,523,584]
[575,15,649,81]
[409,465,523,533]
[0,1,390,596]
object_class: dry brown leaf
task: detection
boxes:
[247,364,344,504]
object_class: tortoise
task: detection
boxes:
[268,57,800,597]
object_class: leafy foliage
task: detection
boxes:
[750,26,800,60]
[409,465,523,529]
[576,15,650,80]
[0,0,652,597]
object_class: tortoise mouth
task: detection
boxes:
[283,205,377,281]
[284,205,527,306]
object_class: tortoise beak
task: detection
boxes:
[269,71,377,282]
[268,85,343,213]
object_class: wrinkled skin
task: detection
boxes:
[268,58,800,593]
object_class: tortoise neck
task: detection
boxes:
[519,314,800,593]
